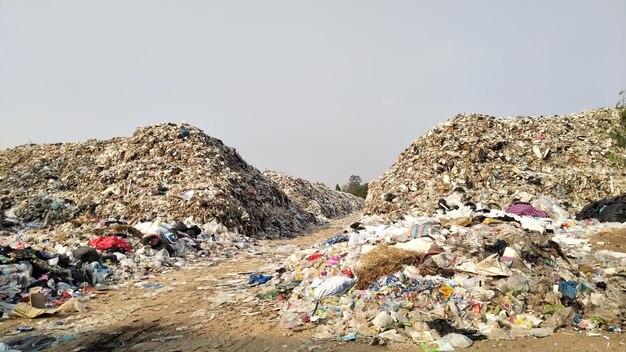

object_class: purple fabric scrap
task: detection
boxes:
[506,203,549,218]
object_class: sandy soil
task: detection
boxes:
[592,228,626,252]
[0,215,624,352]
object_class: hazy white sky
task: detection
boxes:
[1,1,625,187]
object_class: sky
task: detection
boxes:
[1,1,625,187]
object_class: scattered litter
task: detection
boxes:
[248,274,273,285]
[271,194,626,343]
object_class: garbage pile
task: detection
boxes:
[365,108,626,220]
[264,171,364,222]
[0,215,255,320]
[0,123,318,238]
[262,194,625,346]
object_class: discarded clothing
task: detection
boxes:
[506,203,549,218]
[88,236,133,253]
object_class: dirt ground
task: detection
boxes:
[1,215,624,352]
[593,228,626,252]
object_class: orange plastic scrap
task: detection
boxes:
[438,284,453,300]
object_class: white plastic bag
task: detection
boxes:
[394,237,435,253]
[442,333,473,348]
[313,276,354,300]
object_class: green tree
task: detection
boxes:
[348,175,362,187]
[353,183,368,199]
[335,184,341,191]
[343,175,368,199]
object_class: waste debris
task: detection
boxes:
[262,194,626,343]
[365,108,626,220]
[1,115,626,349]
[263,171,364,222]
[0,123,319,238]
[12,298,85,319]
[1,124,367,334]
[0,214,257,325]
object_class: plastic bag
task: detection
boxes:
[313,276,354,300]
[442,333,473,348]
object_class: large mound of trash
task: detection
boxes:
[259,194,626,347]
[0,123,317,238]
[365,108,626,220]
[264,171,364,222]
